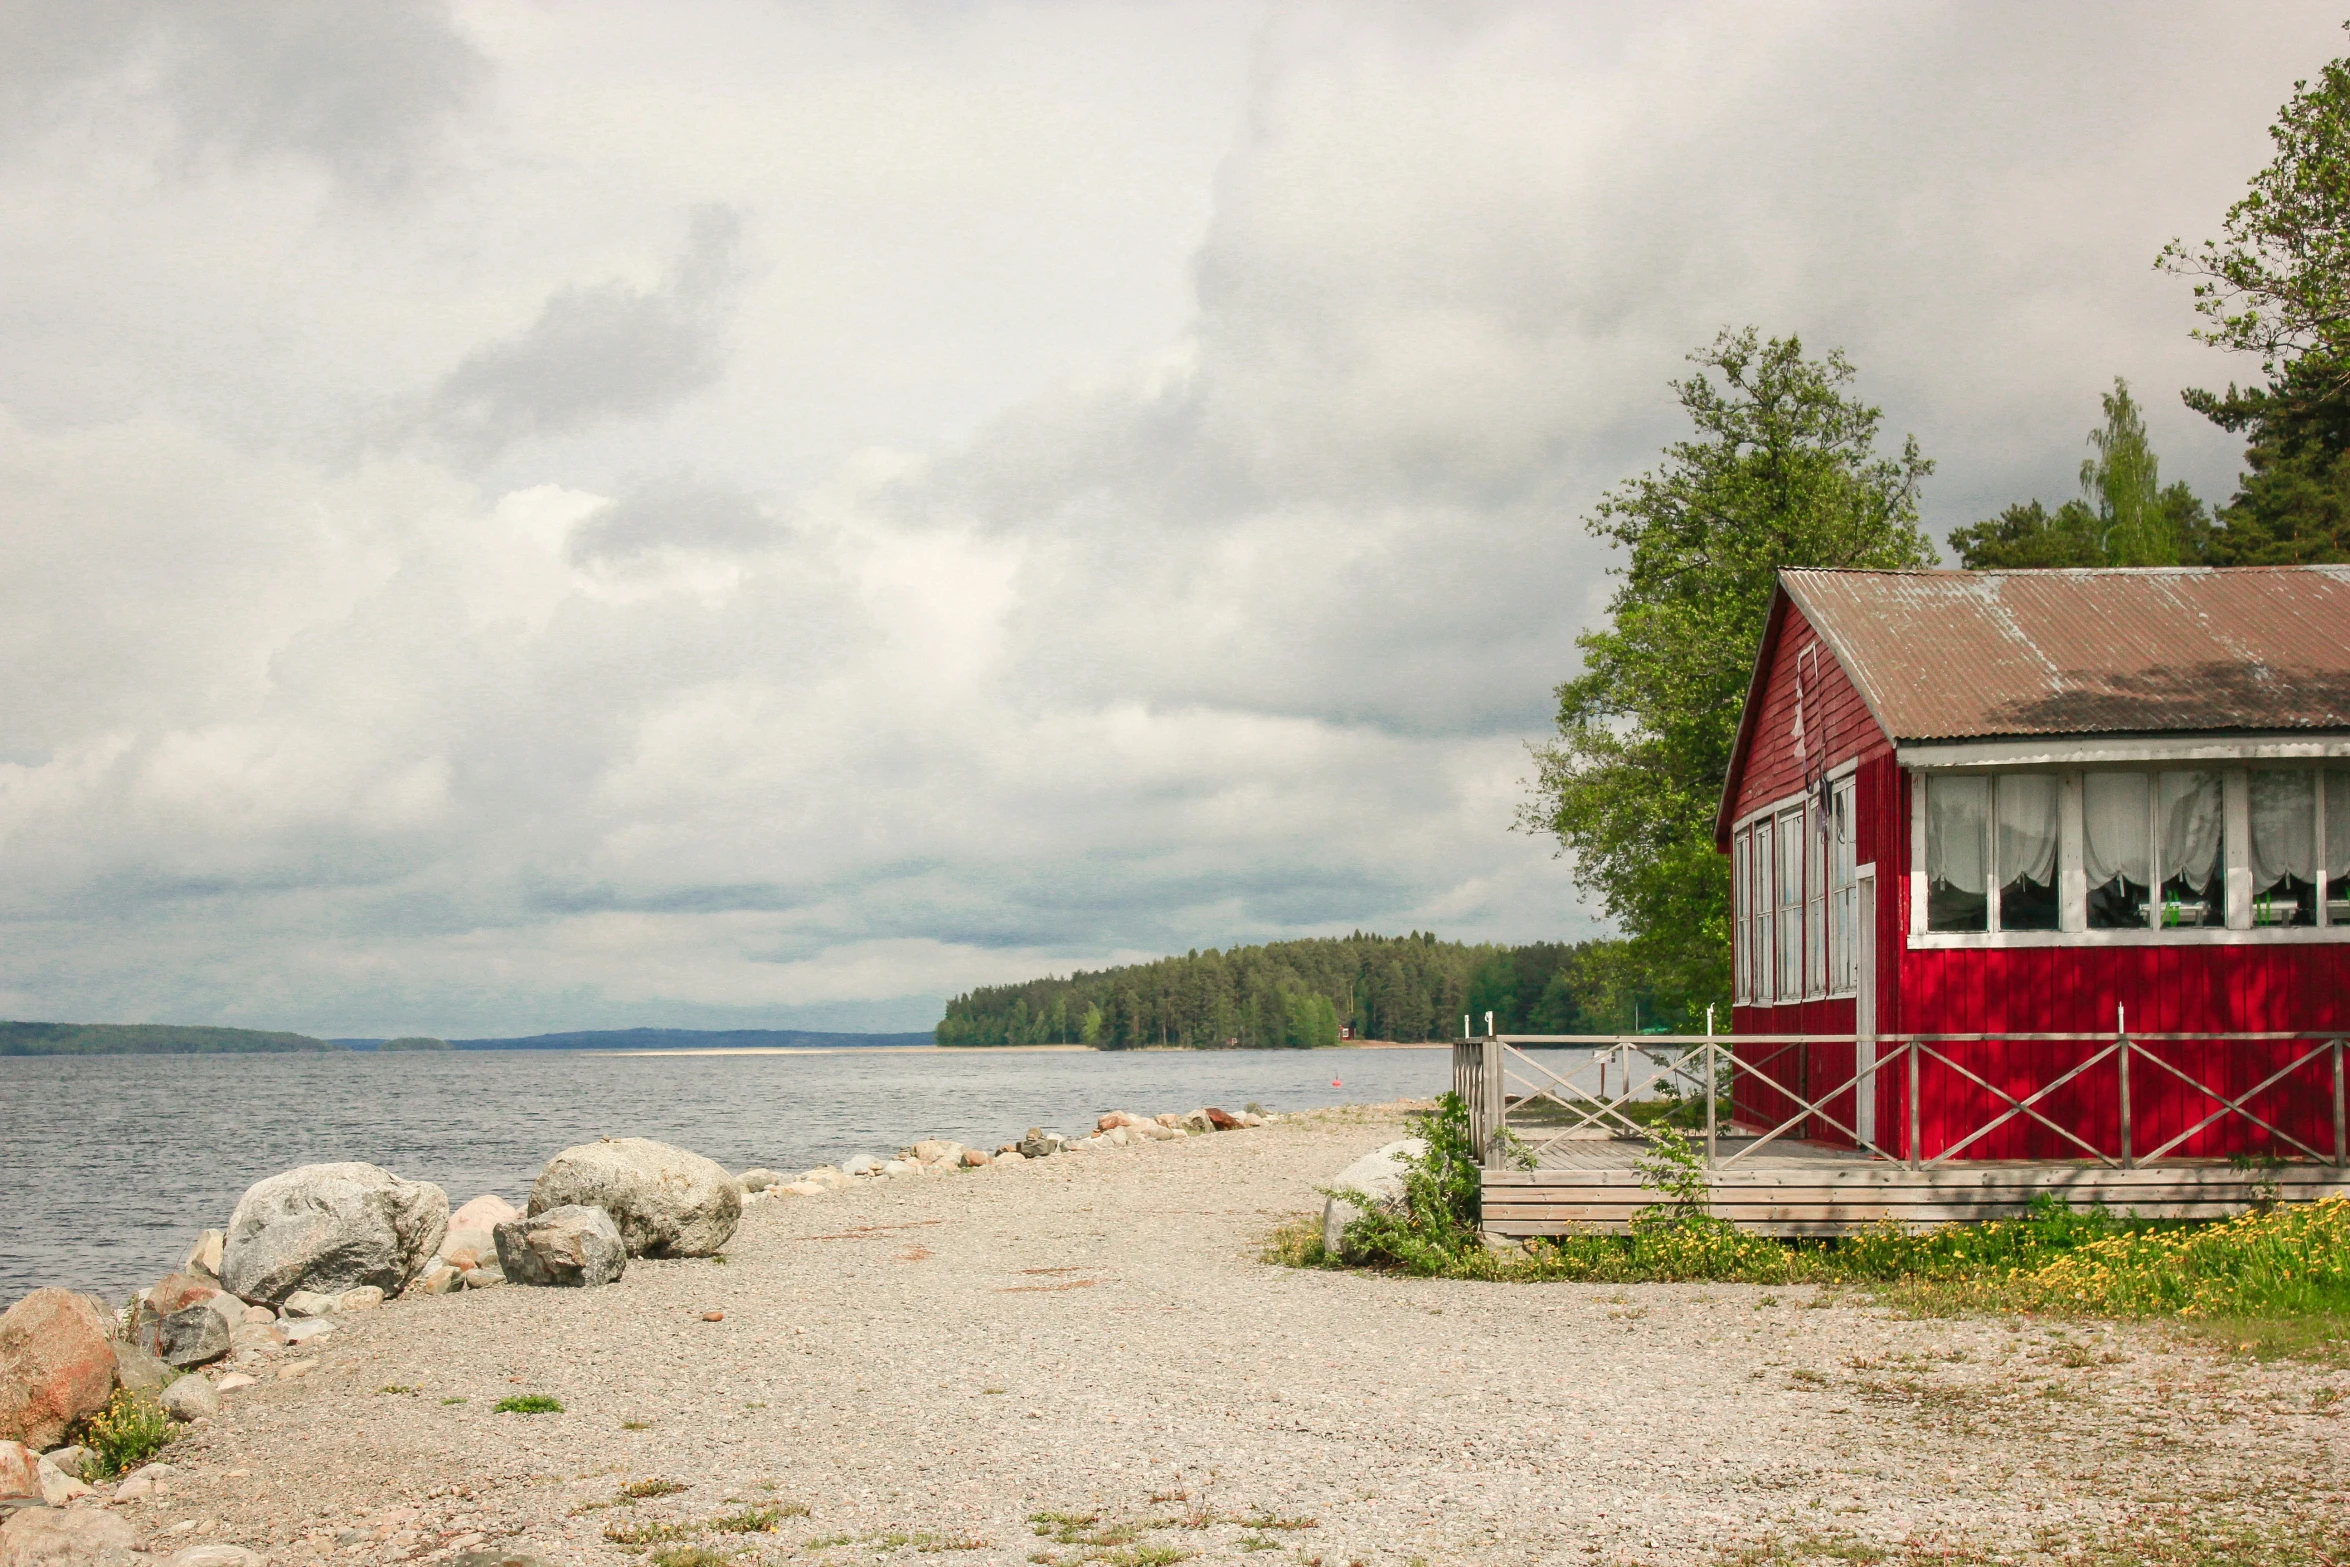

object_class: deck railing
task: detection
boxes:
[1452,1031,2350,1172]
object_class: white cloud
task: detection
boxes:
[0,0,2337,1034]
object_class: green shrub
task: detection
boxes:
[1330,1092,1510,1273]
[76,1388,172,1478]
[494,1393,563,1414]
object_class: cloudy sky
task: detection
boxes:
[0,1,2336,1036]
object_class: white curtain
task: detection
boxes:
[2082,772,2149,890]
[1996,774,2059,888]
[1926,775,1988,893]
[2158,770,2225,894]
[2248,771,2316,889]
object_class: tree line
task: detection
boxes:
[934,932,1651,1048]
[1520,32,2350,1028]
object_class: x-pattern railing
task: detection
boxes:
[1460,1031,2350,1172]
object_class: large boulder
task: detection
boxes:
[438,1195,521,1272]
[527,1139,738,1258]
[493,1206,626,1287]
[0,1507,139,1567]
[0,1290,117,1451]
[150,1306,231,1369]
[220,1163,450,1306]
[1320,1138,1428,1255]
[160,1375,220,1422]
[0,1442,37,1512]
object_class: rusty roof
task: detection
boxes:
[1781,566,2350,741]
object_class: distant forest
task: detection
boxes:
[0,1022,338,1056]
[933,932,1638,1048]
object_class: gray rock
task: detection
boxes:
[159,1375,219,1422]
[461,1266,504,1289]
[736,1168,781,1192]
[0,1507,139,1567]
[279,1319,333,1345]
[219,1162,449,1306]
[1321,1138,1428,1255]
[153,1304,231,1368]
[165,1548,267,1567]
[228,1324,285,1355]
[450,1551,557,1567]
[909,1140,964,1164]
[336,1286,384,1312]
[1016,1128,1068,1159]
[493,1205,626,1287]
[110,1341,169,1397]
[839,1154,884,1177]
[34,1453,88,1506]
[39,1447,88,1482]
[280,1290,337,1319]
[527,1139,739,1258]
[409,1264,463,1297]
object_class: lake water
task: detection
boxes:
[0,1046,1450,1304]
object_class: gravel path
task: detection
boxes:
[121,1107,2348,1566]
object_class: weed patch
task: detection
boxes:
[622,1479,690,1500]
[73,1388,171,1479]
[495,1393,564,1414]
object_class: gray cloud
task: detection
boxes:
[421,207,749,464]
[0,0,485,188]
[567,475,785,566]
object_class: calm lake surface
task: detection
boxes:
[0,1046,1448,1303]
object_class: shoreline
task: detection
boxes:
[4,1106,2344,1566]
[607,1041,1452,1057]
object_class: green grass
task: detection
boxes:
[707,1505,808,1533]
[73,1388,171,1479]
[648,1548,735,1567]
[1299,1093,2350,1333]
[494,1393,564,1414]
[441,1396,469,1405]
[621,1479,690,1499]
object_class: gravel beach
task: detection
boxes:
[111,1107,2349,1566]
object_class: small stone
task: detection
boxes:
[108,1341,169,1399]
[735,1169,781,1192]
[40,1446,88,1481]
[461,1267,504,1289]
[238,1307,273,1326]
[411,1264,464,1297]
[1153,1113,1184,1129]
[213,1373,256,1393]
[228,1324,285,1355]
[779,1181,826,1197]
[280,1291,337,1320]
[880,1159,917,1177]
[450,1549,557,1567]
[279,1319,334,1345]
[335,1286,384,1312]
[160,1376,221,1422]
[1203,1106,1242,1130]
[438,1194,522,1273]
[0,1441,39,1509]
[1181,1110,1214,1133]
[1236,1111,1265,1127]
[700,1311,724,1322]
[839,1155,883,1177]
[0,1506,140,1567]
[165,1547,265,1567]
[275,1360,316,1381]
[959,1149,994,1168]
[154,1305,232,1368]
[909,1140,964,1165]
[35,1454,88,1506]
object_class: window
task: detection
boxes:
[2155,770,2225,928]
[1805,793,1829,996]
[2083,772,2150,930]
[1995,775,2061,931]
[2249,770,2317,927]
[1828,776,1859,992]
[1751,822,1775,1003]
[1776,806,1803,999]
[1925,775,1989,932]
[2331,772,2350,926]
[1732,825,1752,1002]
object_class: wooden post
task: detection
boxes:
[1480,1033,1504,1170]
[2117,1035,2133,1171]
[2334,1037,2346,1171]
[1705,1039,1718,1170]
[1906,1040,1921,1170]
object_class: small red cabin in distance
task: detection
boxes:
[1714,566,2350,1162]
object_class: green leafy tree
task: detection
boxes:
[1520,329,1935,1025]
[2160,30,2350,563]
[1950,379,2209,568]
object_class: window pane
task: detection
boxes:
[1925,775,1988,932]
[2156,770,2225,928]
[1733,827,1750,1001]
[1754,824,1775,1004]
[2084,772,2150,930]
[1996,774,2060,931]
[1806,800,1827,994]
[1777,810,1803,997]
[2248,771,2316,927]
[2330,773,2350,928]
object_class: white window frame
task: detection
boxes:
[1906,759,2350,948]
[1828,775,1859,992]
[1728,759,1863,1003]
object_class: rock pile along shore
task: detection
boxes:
[0,1102,1275,1566]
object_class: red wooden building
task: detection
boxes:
[1715,566,2350,1162]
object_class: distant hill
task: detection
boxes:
[0,1022,339,1056]
[337,1028,938,1051]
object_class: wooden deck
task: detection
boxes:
[1481,1141,2350,1237]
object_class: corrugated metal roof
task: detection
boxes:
[1782,566,2350,740]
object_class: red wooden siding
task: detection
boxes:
[1723,588,2350,1163]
